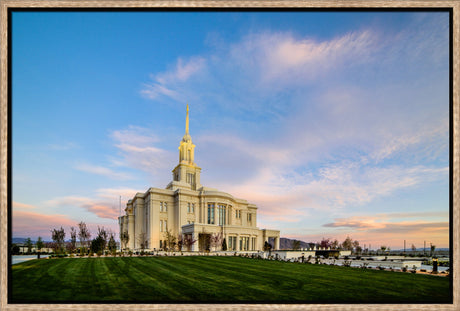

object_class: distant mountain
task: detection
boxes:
[390,248,450,252]
[12,237,28,244]
[279,238,312,250]
[12,237,52,244]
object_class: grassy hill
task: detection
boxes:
[11,256,451,303]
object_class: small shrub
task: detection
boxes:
[343,260,352,267]
[128,250,133,257]
[97,251,102,257]
[402,266,408,272]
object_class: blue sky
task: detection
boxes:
[12,11,450,249]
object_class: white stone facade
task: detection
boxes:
[118,105,280,252]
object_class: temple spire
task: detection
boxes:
[182,104,192,142]
[185,104,189,135]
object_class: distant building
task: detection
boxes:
[118,105,280,251]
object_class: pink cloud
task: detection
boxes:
[13,201,36,209]
[12,210,120,241]
[87,204,119,219]
[12,210,76,240]
[47,193,123,220]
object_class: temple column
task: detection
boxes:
[191,232,198,252]
[134,197,144,250]
[274,237,279,250]
[127,202,135,250]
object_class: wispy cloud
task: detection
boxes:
[141,57,206,101]
[13,201,36,209]
[75,163,133,180]
[110,126,175,177]
[12,210,76,239]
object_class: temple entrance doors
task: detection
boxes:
[198,233,211,252]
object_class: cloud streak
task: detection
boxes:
[110,126,175,177]
[141,57,206,101]
[46,186,140,220]
[75,163,134,180]
[12,210,76,239]
[13,201,37,209]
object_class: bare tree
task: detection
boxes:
[51,227,66,254]
[165,230,176,252]
[210,233,223,251]
[430,244,436,257]
[341,236,354,251]
[120,231,129,250]
[78,221,91,252]
[319,238,331,249]
[97,226,109,251]
[177,234,184,251]
[108,232,117,254]
[292,240,301,250]
[264,241,272,256]
[137,232,149,252]
[25,238,33,254]
[331,239,339,250]
[182,234,197,251]
[36,237,44,253]
[69,226,77,254]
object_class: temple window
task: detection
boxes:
[207,204,215,224]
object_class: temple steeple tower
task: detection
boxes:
[167,104,202,191]
[183,104,192,143]
[179,104,195,165]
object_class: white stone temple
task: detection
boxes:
[118,105,280,252]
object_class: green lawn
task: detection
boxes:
[11,256,451,303]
